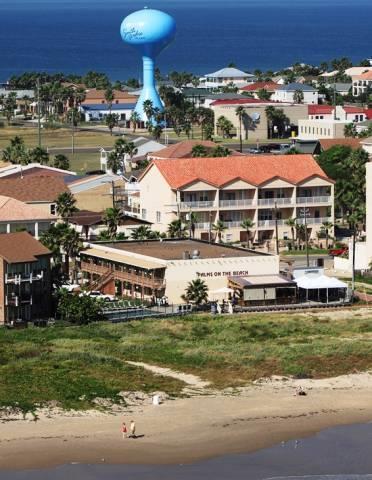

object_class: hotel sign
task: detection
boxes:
[196,270,249,278]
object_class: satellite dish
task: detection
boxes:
[251,112,260,121]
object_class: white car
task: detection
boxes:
[83,291,115,302]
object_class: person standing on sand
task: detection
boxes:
[130,420,136,438]
[121,422,128,439]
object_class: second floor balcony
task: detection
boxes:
[257,197,294,207]
[178,200,216,211]
[296,196,332,205]
[219,199,255,208]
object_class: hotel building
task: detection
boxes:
[138,155,334,246]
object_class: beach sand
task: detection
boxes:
[2,371,372,470]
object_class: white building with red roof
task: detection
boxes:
[138,155,334,246]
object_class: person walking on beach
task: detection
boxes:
[130,420,136,438]
[121,422,128,439]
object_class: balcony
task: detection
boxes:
[257,198,294,207]
[258,219,286,228]
[296,196,332,205]
[179,201,216,211]
[219,199,255,208]
[5,272,43,284]
[80,261,166,290]
[194,222,211,230]
[223,221,246,228]
[296,216,333,225]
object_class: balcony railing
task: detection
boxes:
[219,199,255,208]
[257,198,294,207]
[296,196,332,204]
[296,216,333,225]
[179,201,216,211]
[223,221,246,228]
[80,261,166,289]
[257,219,286,228]
[194,222,211,229]
[5,272,43,284]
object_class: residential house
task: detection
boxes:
[210,98,308,140]
[148,140,242,160]
[138,155,334,246]
[200,67,255,88]
[80,88,138,123]
[0,196,55,238]
[239,81,280,99]
[272,83,319,104]
[0,232,52,325]
[352,70,372,97]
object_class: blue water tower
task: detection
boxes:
[120,8,176,121]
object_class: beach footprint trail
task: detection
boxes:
[126,361,211,395]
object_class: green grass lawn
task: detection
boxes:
[68,152,101,173]
[2,311,372,413]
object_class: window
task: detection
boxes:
[156,211,161,223]
[142,209,147,220]
[50,204,56,215]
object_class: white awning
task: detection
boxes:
[295,274,347,290]
[210,287,235,294]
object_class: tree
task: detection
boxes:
[344,123,358,138]
[285,218,297,249]
[130,111,141,133]
[257,88,272,101]
[240,219,255,247]
[167,219,187,238]
[265,106,290,138]
[2,136,29,164]
[57,290,103,325]
[105,113,119,135]
[3,92,17,124]
[216,116,234,138]
[103,207,122,239]
[143,99,155,125]
[56,191,78,221]
[191,144,208,157]
[293,89,304,104]
[131,225,152,240]
[321,221,333,249]
[53,154,70,170]
[107,149,121,174]
[212,219,227,243]
[124,141,138,166]
[152,124,163,141]
[235,105,245,152]
[182,279,208,305]
[209,145,230,157]
[104,86,115,114]
[28,146,49,165]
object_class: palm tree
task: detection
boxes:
[182,279,209,305]
[216,116,234,138]
[104,86,115,114]
[285,218,297,249]
[235,105,245,152]
[295,224,306,249]
[130,111,141,132]
[103,207,122,239]
[240,219,255,247]
[212,219,227,243]
[143,99,155,125]
[191,144,208,158]
[209,145,230,157]
[55,191,78,222]
[28,146,49,165]
[167,219,187,238]
[124,141,138,168]
[107,150,121,174]
[53,154,70,170]
[293,89,304,104]
[131,225,152,240]
[344,123,357,138]
[321,221,333,249]
[105,113,119,135]
[62,227,83,279]
[152,124,163,141]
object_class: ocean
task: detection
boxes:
[2,423,372,479]
[0,0,371,82]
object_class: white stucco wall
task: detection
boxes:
[164,254,279,303]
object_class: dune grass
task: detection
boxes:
[2,311,372,412]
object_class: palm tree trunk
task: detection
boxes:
[239,117,242,153]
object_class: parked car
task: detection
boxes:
[80,290,116,302]
[328,247,348,257]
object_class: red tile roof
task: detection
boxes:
[0,231,51,263]
[0,176,68,202]
[343,106,366,114]
[210,98,273,107]
[308,105,334,115]
[319,138,362,150]
[148,155,332,189]
[240,81,280,92]
[149,140,243,159]
[356,71,372,80]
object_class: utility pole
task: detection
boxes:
[111,180,116,208]
[71,107,75,159]
[274,201,279,255]
[188,207,192,239]
[300,207,310,267]
[208,211,212,244]
[37,77,41,148]
[351,224,356,298]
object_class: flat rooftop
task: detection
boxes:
[101,239,263,261]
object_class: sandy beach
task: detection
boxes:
[2,371,372,471]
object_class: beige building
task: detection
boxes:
[210,99,308,140]
[138,155,334,246]
[80,239,279,303]
[298,119,349,140]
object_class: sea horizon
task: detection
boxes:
[0,0,371,82]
